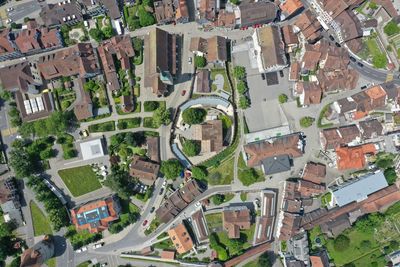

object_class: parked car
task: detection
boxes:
[159,188,164,195]
[357,62,364,67]
[329,35,335,41]
[188,57,192,64]
[142,220,148,226]
[75,248,82,253]
[335,42,341,47]
[349,56,356,62]
[81,246,88,252]
[6,7,14,12]
[279,70,284,78]
[93,243,104,249]
[162,180,167,187]
[181,90,186,96]
[361,85,367,90]
[150,207,155,213]
[6,19,12,24]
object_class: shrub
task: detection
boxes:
[239,96,250,109]
[233,66,246,80]
[211,194,225,205]
[182,108,206,125]
[143,101,159,112]
[239,168,260,186]
[89,28,104,42]
[300,116,315,128]
[372,53,387,69]
[236,80,247,94]
[278,94,288,104]
[333,234,350,252]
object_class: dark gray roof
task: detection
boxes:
[261,154,291,175]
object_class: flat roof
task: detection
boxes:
[80,138,105,160]
[245,125,291,144]
[333,171,388,207]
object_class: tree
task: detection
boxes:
[258,252,272,267]
[89,28,104,42]
[384,21,400,36]
[376,157,394,169]
[390,240,399,250]
[239,96,250,109]
[355,213,384,233]
[191,166,207,179]
[236,80,247,94]
[138,7,155,27]
[278,94,288,104]
[182,140,201,157]
[128,17,141,31]
[39,148,54,160]
[160,159,183,179]
[368,2,378,9]
[153,106,171,126]
[233,66,246,80]
[211,194,225,205]
[239,168,260,186]
[9,149,35,178]
[104,169,134,200]
[194,56,207,68]
[384,167,397,185]
[0,90,12,101]
[132,37,143,52]
[334,234,350,252]
[230,0,240,5]
[102,25,114,39]
[182,108,206,125]
[372,53,387,69]
[300,116,315,128]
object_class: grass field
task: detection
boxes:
[211,68,230,92]
[30,201,52,236]
[58,165,102,197]
[205,213,223,231]
[207,157,234,185]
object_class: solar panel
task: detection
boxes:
[36,97,44,111]
[30,99,38,113]
[24,100,32,114]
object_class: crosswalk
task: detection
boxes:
[386,72,394,82]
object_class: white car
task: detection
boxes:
[75,248,82,253]
[6,19,12,24]
[93,243,104,249]
[188,57,192,64]
[162,180,167,187]
[81,246,88,252]
[6,7,14,12]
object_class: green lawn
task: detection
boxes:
[88,121,115,132]
[58,165,102,197]
[117,117,141,130]
[30,201,52,236]
[143,117,159,129]
[205,213,223,231]
[207,157,234,185]
[211,68,230,92]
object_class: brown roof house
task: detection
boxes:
[15,90,55,122]
[243,133,305,168]
[73,78,93,121]
[280,0,304,19]
[168,223,194,254]
[252,25,288,73]
[146,136,160,163]
[358,119,384,140]
[20,236,54,267]
[296,82,322,106]
[238,1,277,28]
[191,209,209,243]
[215,10,236,29]
[144,28,178,96]
[37,43,100,80]
[39,0,83,27]
[301,162,326,184]
[319,125,361,150]
[194,69,211,93]
[294,9,322,43]
[14,25,63,55]
[97,35,135,92]
[120,95,134,113]
[223,206,251,239]
[189,36,227,66]
[0,29,20,61]
[0,62,41,93]
[192,120,224,153]
[129,155,160,186]
[281,25,299,53]
[196,0,219,23]
[153,0,175,25]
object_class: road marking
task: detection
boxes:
[386,73,394,82]
[1,127,17,137]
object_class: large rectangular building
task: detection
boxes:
[252,25,288,73]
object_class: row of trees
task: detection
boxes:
[0,221,20,263]
[26,175,69,231]
[234,66,250,109]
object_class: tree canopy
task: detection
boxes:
[104,169,135,200]
[182,140,201,157]
[182,108,206,125]
[191,166,207,179]
[138,7,155,27]
[194,56,207,68]
[153,106,171,126]
[333,234,350,252]
[89,28,104,42]
[384,21,400,36]
[233,66,246,80]
[299,116,315,128]
[278,94,288,104]
[239,96,250,109]
[160,159,183,179]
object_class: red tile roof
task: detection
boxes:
[335,144,376,170]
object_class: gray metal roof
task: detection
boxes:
[180,96,231,111]
[261,155,291,175]
[332,171,388,207]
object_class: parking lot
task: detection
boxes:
[232,41,291,132]
[1,0,42,25]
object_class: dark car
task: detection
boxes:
[279,70,284,78]
[329,35,335,41]
[142,220,148,226]
[357,62,364,67]
[150,207,155,213]
[335,42,341,47]
[159,188,164,195]
[361,85,367,90]
[261,73,266,80]
[349,56,356,62]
